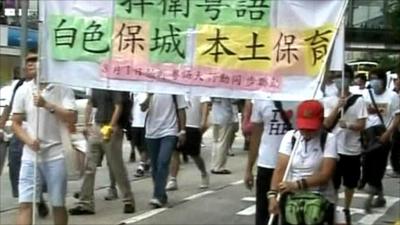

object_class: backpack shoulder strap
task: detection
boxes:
[291,130,297,150]
[320,130,328,152]
[273,100,293,130]
[9,78,25,108]
[326,94,362,132]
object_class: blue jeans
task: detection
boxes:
[8,135,23,198]
[146,136,177,203]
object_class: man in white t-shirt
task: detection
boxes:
[323,65,368,224]
[210,98,235,174]
[12,53,77,225]
[244,100,293,225]
[166,95,210,191]
[130,93,149,177]
[362,68,400,213]
[141,93,187,208]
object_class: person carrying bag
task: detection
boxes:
[268,100,338,225]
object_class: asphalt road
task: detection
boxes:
[1,131,399,225]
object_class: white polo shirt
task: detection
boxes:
[279,130,338,203]
[145,94,188,139]
[211,98,234,125]
[131,93,148,128]
[185,96,210,128]
[12,81,76,162]
[323,95,368,155]
[251,100,294,168]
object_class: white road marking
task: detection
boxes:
[231,180,244,186]
[119,208,168,225]
[357,196,399,225]
[236,205,256,216]
[183,190,215,201]
[241,197,256,202]
[238,193,400,225]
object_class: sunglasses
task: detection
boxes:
[26,57,38,63]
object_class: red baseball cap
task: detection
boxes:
[296,100,324,130]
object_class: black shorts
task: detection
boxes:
[130,127,146,153]
[333,154,361,189]
[177,127,202,156]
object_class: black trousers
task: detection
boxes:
[255,167,276,225]
[363,144,390,191]
[390,130,400,174]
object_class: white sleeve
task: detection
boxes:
[200,96,211,103]
[323,96,335,117]
[323,133,338,159]
[250,101,263,123]
[356,97,368,119]
[11,86,26,114]
[278,130,295,156]
[176,95,188,109]
[60,87,77,111]
[389,92,400,118]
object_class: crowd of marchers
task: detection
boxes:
[0,49,399,225]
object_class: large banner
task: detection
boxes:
[41,0,347,100]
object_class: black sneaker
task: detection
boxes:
[343,209,351,225]
[371,197,386,208]
[69,205,95,215]
[37,201,49,218]
[134,164,145,177]
[123,203,135,213]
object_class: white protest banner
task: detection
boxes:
[40,0,347,100]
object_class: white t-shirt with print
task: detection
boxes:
[12,81,77,162]
[211,98,234,125]
[185,96,210,128]
[131,93,148,128]
[323,95,368,155]
[145,94,188,139]
[363,89,400,128]
[251,100,293,169]
[279,130,338,203]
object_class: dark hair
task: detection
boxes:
[27,48,38,54]
[355,74,367,83]
[369,68,387,88]
[344,64,354,80]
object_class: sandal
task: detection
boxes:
[211,169,231,175]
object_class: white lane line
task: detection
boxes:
[358,197,399,225]
[241,197,256,202]
[184,190,215,201]
[335,206,365,215]
[236,205,256,216]
[338,192,370,199]
[119,208,168,225]
[231,180,244,186]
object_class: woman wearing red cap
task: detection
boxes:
[268,100,338,225]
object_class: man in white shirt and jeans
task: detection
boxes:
[12,52,77,225]
[141,93,187,208]
[323,65,368,224]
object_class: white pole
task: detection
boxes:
[267,135,301,225]
[312,0,349,99]
[32,15,44,225]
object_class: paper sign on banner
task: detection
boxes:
[113,19,150,64]
[50,15,112,61]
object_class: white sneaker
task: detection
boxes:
[149,198,163,208]
[199,174,209,189]
[166,179,178,191]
